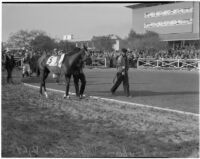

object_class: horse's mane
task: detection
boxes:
[66,47,81,56]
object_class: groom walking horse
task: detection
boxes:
[37,47,87,99]
[72,53,86,99]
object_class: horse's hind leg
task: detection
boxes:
[43,69,50,98]
[64,74,71,99]
[37,67,40,77]
[39,70,44,95]
[39,69,49,97]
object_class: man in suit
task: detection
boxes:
[111,48,130,97]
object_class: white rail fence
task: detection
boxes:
[12,57,200,70]
[137,58,200,70]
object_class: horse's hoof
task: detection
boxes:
[79,94,84,99]
[63,95,70,99]
[44,92,48,98]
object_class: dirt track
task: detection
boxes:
[2,82,199,157]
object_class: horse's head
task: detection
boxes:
[79,45,88,61]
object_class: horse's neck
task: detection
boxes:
[69,51,82,64]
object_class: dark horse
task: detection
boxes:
[37,47,87,98]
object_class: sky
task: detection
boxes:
[2,3,135,42]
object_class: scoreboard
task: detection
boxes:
[129,2,199,40]
[144,3,193,34]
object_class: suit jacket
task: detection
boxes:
[5,55,15,69]
[116,55,129,73]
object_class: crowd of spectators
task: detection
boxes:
[84,45,200,67]
[3,44,200,69]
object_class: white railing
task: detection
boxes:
[137,58,200,70]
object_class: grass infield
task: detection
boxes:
[2,82,199,157]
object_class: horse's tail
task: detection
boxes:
[36,67,40,77]
[37,53,47,77]
[36,58,41,77]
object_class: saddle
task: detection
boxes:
[46,54,65,78]
[46,54,65,68]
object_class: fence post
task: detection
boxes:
[156,60,159,67]
[137,58,139,68]
[177,59,180,68]
[21,58,24,68]
[105,58,107,67]
[162,58,164,67]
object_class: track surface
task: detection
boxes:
[23,68,199,114]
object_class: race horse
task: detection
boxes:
[37,46,87,98]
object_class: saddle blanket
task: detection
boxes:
[46,54,65,67]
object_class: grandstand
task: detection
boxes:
[126,2,200,47]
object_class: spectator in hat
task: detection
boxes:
[111,48,130,97]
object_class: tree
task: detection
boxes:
[121,30,167,51]
[30,35,56,51]
[91,36,115,52]
[7,30,46,49]
[57,40,76,52]
[127,30,141,41]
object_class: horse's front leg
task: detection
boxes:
[40,69,49,98]
[79,73,86,99]
[43,69,50,98]
[39,70,44,95]
[64,74,71,99]
[73,74,80,97]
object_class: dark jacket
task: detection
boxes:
[116,55,129,74]
[5,54,15,70]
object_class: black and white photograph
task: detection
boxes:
[1,1,200,158]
